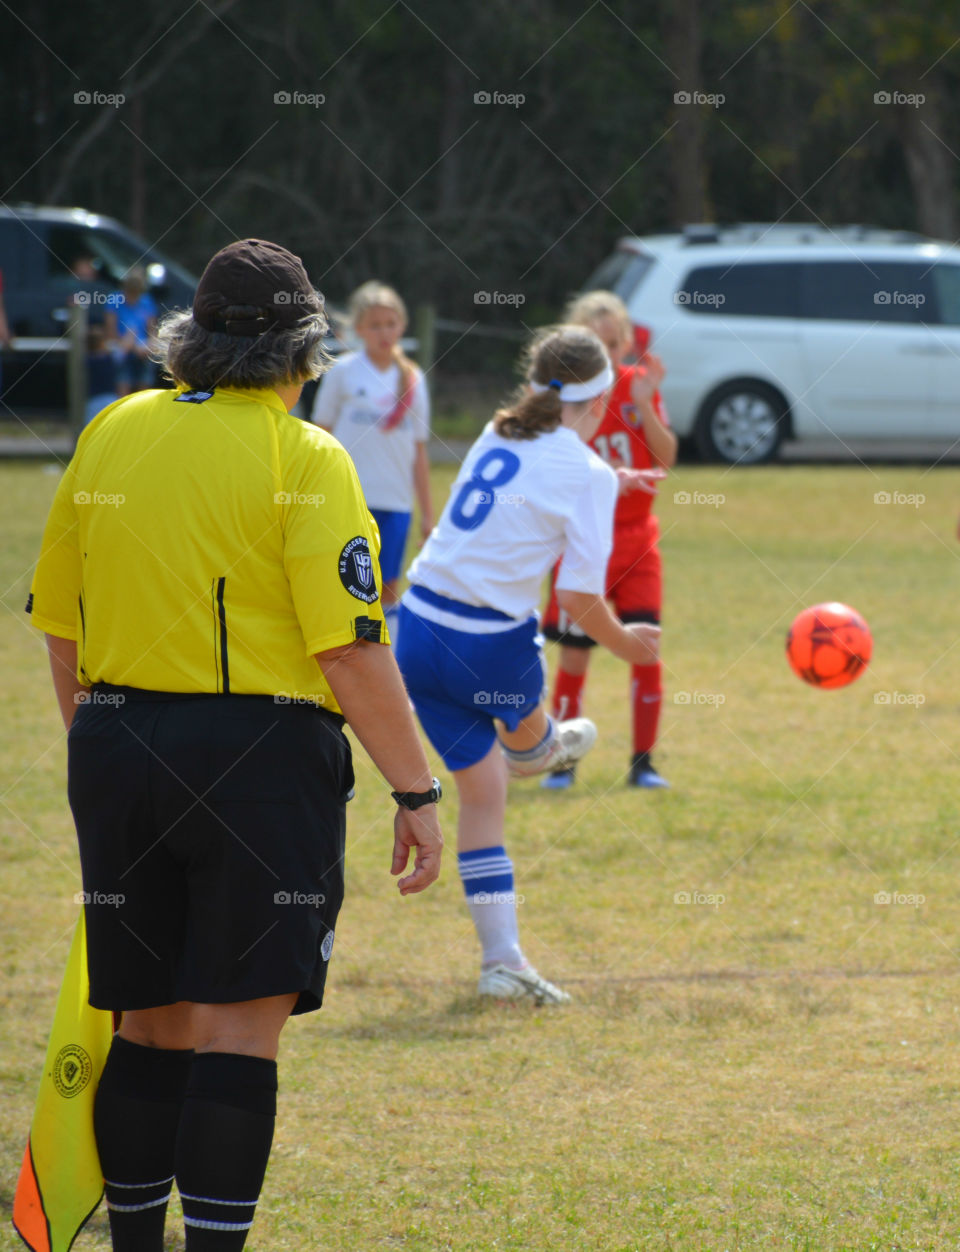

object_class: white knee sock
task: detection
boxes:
[458,846,525,969]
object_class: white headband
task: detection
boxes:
[530,363,614,404]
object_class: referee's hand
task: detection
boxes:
[392,806,443,894]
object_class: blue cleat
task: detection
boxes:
[628,754,670,788]
[541,766,576,790]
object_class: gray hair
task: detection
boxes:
[153,306,332,391]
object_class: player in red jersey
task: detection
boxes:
[542,291,677,788]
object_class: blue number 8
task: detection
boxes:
[450,448,522,531]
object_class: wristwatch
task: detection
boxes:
[391,777,442,810]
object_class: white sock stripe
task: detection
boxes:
[459,853,512,866]
[104,1175,175,1189]
[183,1216,254,1231]
[459,860,513,876]
[106,1195,171,1213]
[179,1192,260,1207]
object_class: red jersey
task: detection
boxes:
[589,363,669,527]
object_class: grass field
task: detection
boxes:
[3,458,960,1251]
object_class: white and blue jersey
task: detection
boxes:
[396,421,617,770]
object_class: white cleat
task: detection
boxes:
[477,963,572,1005]
[552,717,597,769]
[505,717,598,778]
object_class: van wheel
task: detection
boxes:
[694,382,786,465]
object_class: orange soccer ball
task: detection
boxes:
[785,602,872,689]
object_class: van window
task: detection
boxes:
[931,263,960,325]
[677,263,801,316]
[47,225,146,284]
[583,250,654,300]
[801,261,932,323]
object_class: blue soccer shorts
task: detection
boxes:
[370,508,412,584]
[395,587,547,771]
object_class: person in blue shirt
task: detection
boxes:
[114,268,157,394]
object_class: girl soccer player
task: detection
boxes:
[395,326,660,1004]
[312,282,433,635]
[541,291,677,790]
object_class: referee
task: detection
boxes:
[27,239,443,1252]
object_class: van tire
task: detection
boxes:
[694,381,787,465]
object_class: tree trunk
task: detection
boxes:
[664,0,706,227]
[898,88,957,240]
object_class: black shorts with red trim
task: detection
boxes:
[542,521,662,648]
[68,685,354,1016]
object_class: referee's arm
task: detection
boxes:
[315,638,442,896]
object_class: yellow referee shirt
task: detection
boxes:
[27,385,388,713]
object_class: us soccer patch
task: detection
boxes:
[338,536,378,603]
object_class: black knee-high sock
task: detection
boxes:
[93,1035,194,1252]
[175,1052,278,1250]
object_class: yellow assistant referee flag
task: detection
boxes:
[13,913,113,1252]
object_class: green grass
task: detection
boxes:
[3,460,960,1250]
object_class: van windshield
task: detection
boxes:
[47,223,194,290]
[583,248,654,300]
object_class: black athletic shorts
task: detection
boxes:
[68,684,354,1016]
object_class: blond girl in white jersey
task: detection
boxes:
[312,282,433,631]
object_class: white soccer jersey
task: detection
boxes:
[311,350,430,512]
[407,421,617,621]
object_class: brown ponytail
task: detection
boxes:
[494,325,609,441]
